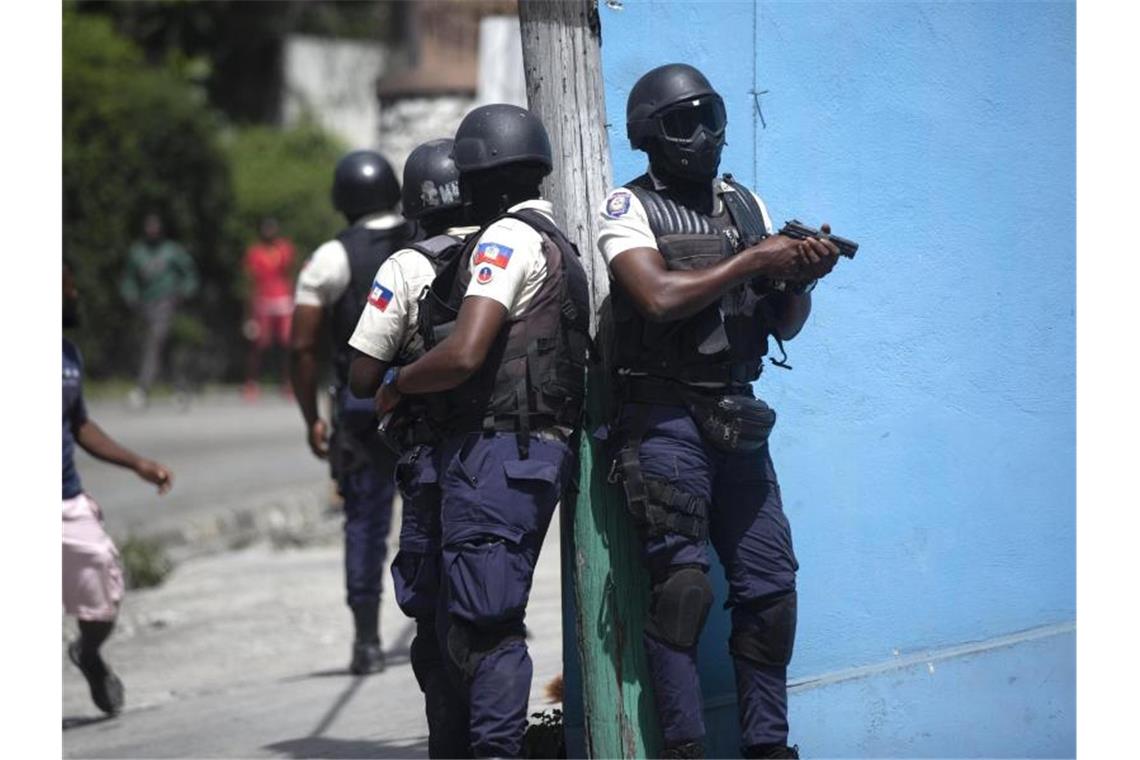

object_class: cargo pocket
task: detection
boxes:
[391,548,441,620]
[444,523,531,626]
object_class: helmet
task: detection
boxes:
[401,139,462,220]
[331,150,400,219]
[626,63,727,181]
[452,104,553,176]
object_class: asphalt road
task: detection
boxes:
[77,392,330,542]
[61,520,567,758]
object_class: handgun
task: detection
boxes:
[748,220,859,294]
[778,219,858,259]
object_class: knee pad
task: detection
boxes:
[644,566,713,649]
[445,616,526,680]
[729,591,798,666]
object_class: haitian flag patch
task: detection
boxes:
[473,242,514,269]
[367,281,394,311]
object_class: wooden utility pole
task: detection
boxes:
[518,2,659,757]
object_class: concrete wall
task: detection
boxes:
[595,1,1075,756]
[283,35,389,150]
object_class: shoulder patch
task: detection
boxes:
[367,280,394,311]
[475,265,495,285]
[473,242,514,269]
[605,190,632,218]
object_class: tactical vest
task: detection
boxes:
[330,221,417,386]
[418,208,590,448]
[608,174,771,385]
[384,233,465,449]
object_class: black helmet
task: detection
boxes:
[401,139,462,220]
[626,63,727,181]
[331,150,400,220]
[452,104,553,176]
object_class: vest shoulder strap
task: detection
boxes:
[719,177,769,243]
[408,234,462,268]
[500,209,579,257]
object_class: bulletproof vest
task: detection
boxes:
[384,233,465,449]
[383,233,461,364]
[418,208,590,437]
[330,220,417,385]
[608,174,771,385]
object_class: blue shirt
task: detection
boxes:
[63,338,88,500]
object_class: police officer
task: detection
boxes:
[375,104,590,758]
[596,64,842,758]
[290,149,416,675]
[347,138,476,757]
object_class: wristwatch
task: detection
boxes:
[382,366,401,393]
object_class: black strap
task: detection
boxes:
[720,177,770,243]
[609,403,708,541]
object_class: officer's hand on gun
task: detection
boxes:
[743,223,841,283]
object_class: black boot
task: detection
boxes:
[69,620,124,715]
[349,601,385,675]
[661,740,705,758]
[744,743,800,759]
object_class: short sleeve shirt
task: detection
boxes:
[294,212,406,308]
[63,338,88,500]
[346,225,478,362]
[596,174,775,266]
[462,199,555,319]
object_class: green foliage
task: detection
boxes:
[118,534,175,590]
[63,10,237,378]
[223,121,346,301]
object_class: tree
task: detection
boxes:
[63,10,235,377]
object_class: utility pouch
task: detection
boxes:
[683,392,776,453]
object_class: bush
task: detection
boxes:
[63,11,237,379]
[118,534,175,590]
[223,120,347,303]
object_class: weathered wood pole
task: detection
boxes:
[518,2,660,757]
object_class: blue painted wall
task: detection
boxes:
[594,1,1075,755]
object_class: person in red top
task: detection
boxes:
[243,217,295,399]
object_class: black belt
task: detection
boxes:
[621,376,751,407]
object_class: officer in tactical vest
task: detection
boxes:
[596,64,843,759]
[375,104,590,758]
[290,149,417,675]
[347,138,476,758]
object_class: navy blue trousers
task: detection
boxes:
[611,402,798,750]
[391,443,472,758]
[407,431,569,758]
[339,443,397,610]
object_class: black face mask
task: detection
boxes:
[63,298,80,329]
[653,97,727,181]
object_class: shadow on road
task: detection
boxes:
[263,736,428,759]
[62,715,116,731]
[263,669,429,759]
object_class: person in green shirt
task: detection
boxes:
[119,212,199,408]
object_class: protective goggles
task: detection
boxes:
[656,96,727,142]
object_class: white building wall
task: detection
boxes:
[283,34,389,150]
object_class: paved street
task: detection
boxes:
[62,515,566,758]
[78,392,330,547]
[64,391,566,758]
